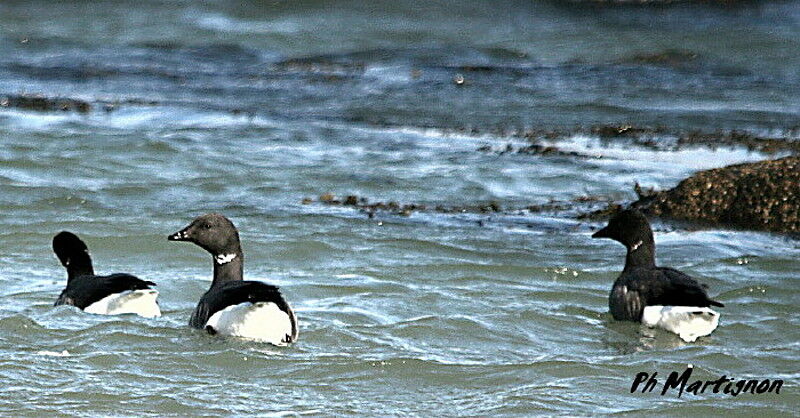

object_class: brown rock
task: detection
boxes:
[634,156,800,233]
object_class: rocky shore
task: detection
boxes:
[2,94,795,234]
[309,155,799,235]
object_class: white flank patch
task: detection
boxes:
[642,305,720,343]
[83,289,161,318]
[205,302,293,346]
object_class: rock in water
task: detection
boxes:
[634,156,799,234]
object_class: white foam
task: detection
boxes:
[554,135,771,171]
[205,301,295,346]
[642,305,720,342]
[83,289,161,318]
[36,350,70,357]
[191,12,300,35]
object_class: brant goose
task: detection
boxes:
[168,213,298,346]
[52,231,161,318]
[592,209,724,342]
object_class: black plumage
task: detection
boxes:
[56,273,156,310]
[52,231,157,310]
[592,209,724,322]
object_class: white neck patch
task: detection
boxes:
[215,253,237,265]
[630,240,643,252]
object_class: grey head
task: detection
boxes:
[168,213,242,256]
[592,208,654,249]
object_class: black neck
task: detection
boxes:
[211,251,243,286]
[623,238,656,270]
[65,253,94,282]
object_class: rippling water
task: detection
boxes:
[1,0,798,415]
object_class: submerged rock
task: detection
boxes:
[273,58,366,74]
[617,50,699,67]
[0,94,91,113]
[633,156,800,233]
[303,193,511,217]
[439,123,800,155]
[303,192,615,222]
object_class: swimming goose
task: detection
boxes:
[53,231,160,318]
[168,213,298,345]
[592,209,724,342]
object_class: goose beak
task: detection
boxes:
[168,228,190,241]
[592,226,611,239]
